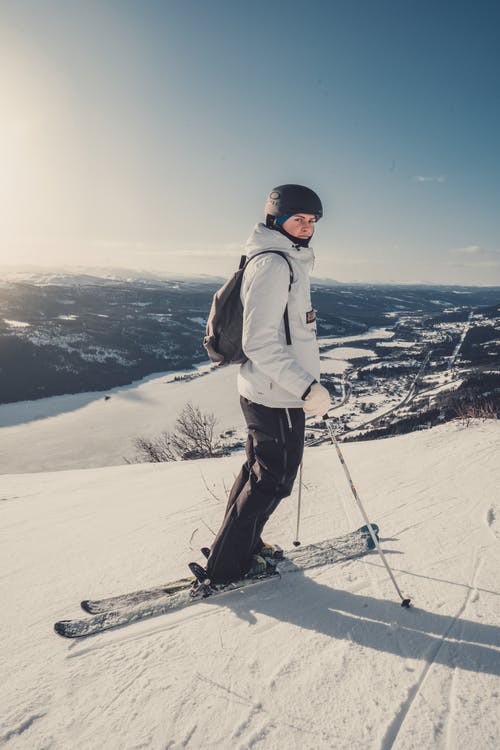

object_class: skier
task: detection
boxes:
[205,184,332,584]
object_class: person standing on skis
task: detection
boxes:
[205,184,331,585]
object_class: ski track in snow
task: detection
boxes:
[379,551,485,750]
[486,504,499,542]
[3,414,500,748]
[208,638,343,750]
[0,712,47,744]
[67,606,228,659]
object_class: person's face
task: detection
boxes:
[281,213,317,240]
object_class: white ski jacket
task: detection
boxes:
[237,222,321,408]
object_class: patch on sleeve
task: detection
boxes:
[306,309,317,324]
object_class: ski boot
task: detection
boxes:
[245,551,282,580]
[245,553,268,577]
[258,542,284,561]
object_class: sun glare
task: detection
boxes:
[0,37,76,268]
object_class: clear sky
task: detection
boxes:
[1,0,499,285]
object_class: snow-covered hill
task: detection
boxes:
[1,419,499,749]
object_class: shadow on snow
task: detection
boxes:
[212,569,500,676]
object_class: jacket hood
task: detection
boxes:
[244,222,315,263]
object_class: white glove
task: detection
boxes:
[303,382,331,417]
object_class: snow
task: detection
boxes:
[0,345,372,474]
[362,360,415,371]
[0,365,242,473]
[1,420,500,748]
[324,346,376,360]
[377,340,414,348]
[187,317,206,326]
[319,327,394,347]
[320,358,352,375]
[1,325,500,749]
[320,347,376,375]
[3,319,31,328]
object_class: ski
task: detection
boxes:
[54,524,379,638]
[81,524,377,614]
[81,577,194,614]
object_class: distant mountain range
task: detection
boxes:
[0,266,225,288]
[0,272,498,406]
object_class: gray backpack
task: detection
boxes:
[204,251,293,365]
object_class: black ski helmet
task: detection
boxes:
[265,184,323,227]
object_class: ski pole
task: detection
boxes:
[323,415,411,608]
[293,461,303,546]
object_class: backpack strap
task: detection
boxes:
[243,250,293,345]
[247,250,294,289]
[283,306,291,345]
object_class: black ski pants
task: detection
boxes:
[206,396,305,583]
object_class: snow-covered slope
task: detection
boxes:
[1,421,499,749]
